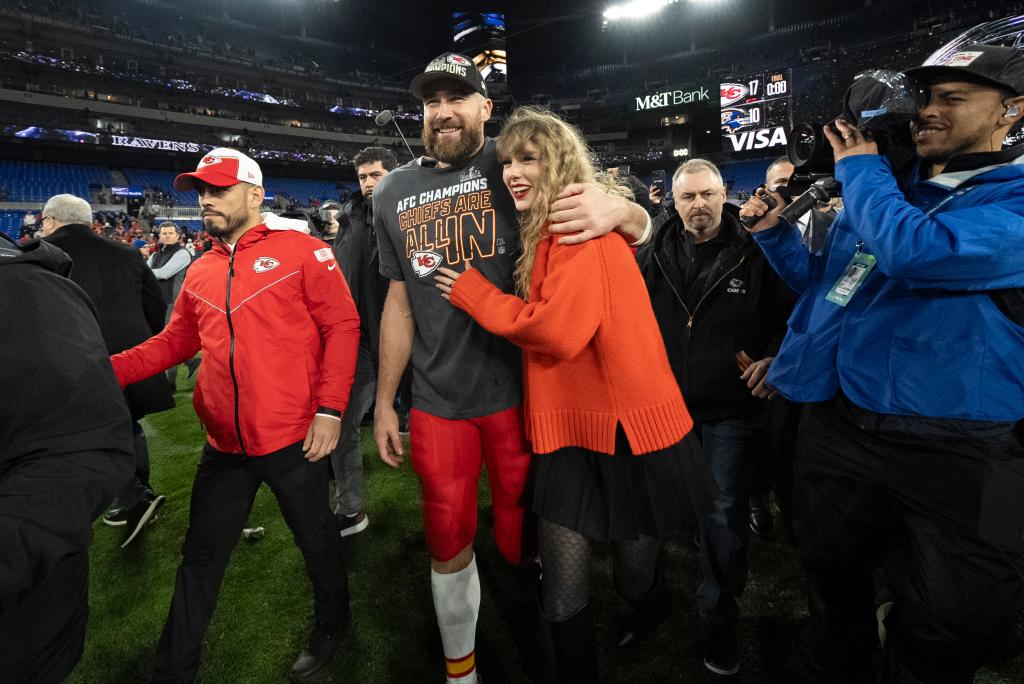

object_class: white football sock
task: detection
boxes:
[431,555,481,683]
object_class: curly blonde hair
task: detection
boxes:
[496,106,629,298]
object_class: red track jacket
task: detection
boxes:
[111,222,360,456]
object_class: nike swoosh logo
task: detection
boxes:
[328,263,337,270]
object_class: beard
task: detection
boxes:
[685,213,717,233]
[203,206,249,239]
[422,116,485,166]
[911,119,990,164]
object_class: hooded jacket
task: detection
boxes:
[636,208,795,421]
[753,147,1024,421]
[332,189,387,364]
[111,219,361,456]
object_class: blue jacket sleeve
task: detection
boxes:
[837,155,1024,290]
[751,219,816,295]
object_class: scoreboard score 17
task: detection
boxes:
[720,70,792,153]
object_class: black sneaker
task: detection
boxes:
[121,494,166,548]
[291,613,350,680]
[704,626,740,676]
[337,511,369,538]
[102,504,127,527]
[749,494,775,538]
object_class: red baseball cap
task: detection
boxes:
[174,148,263,191]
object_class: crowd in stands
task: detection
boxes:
[0,47,420,141]
[14,208,215,257]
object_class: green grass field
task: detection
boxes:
[70,370,1024,683]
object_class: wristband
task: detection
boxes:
[315,406,342,421]
[630,216,654,247]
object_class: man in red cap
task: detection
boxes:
[110,148,361,682]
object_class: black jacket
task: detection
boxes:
[332,191,387,364]
[44,224,173,419]
[0,236,133,683]
[636,209,795,421]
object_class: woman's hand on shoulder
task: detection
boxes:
[434,264,471,301]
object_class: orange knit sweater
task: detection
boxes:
[449,231,693,456]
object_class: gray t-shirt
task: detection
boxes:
[374,138,523,419]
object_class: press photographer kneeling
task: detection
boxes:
[740,45,1024,683]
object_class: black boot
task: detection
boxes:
[547,603,599,684]
[615,571,672,648]
[291,608,351,680]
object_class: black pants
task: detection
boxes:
[794,396,1024,683]
[0,448,130,684]
[153,441,349,683]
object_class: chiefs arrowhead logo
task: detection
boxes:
[200,154,223,166]
[720,83,748,107]
[449,54,472,67]
[410,251,442,277]
[253,256,280,273]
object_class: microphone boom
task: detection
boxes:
[376,109,416,161]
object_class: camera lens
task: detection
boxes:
[788,123,820,166]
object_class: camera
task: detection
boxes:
[784,70,926,195]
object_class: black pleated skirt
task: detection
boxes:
[531,427,711,543]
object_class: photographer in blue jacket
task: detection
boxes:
[741,45,1024,684]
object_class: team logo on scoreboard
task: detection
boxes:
[721,107,756,133]
[720,83,749,107]
[411,251,443,277]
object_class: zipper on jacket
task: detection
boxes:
[687,256,747,332]
[654,251,747,398]
[653,252,747,333]
[223,244,248,457]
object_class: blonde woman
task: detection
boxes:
[435,107,708,682]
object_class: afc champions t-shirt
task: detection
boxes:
[373,138,523,419]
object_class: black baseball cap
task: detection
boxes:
[410,52,488,100]
[904,44,1024,95]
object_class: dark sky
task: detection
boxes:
[317,0,770,90]
[318,0,899,90]
[215,0,969,94]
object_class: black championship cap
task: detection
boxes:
[904,44,1024,95]
[410,52,488,100]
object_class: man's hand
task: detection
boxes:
[739,188,785,233]
[303,414,341,462]
[740,355,777,399]
[374,404,405,467]
[548,183,632,245]
[649,185,663,206]
[824,118,879,163]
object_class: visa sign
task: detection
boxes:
[634,86,711,111]
[725,126,787,151]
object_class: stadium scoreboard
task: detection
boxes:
[720,70,793,153]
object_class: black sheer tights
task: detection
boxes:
[538,517,660,622]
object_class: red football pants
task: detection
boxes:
[409,405,533,564]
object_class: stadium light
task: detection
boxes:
[603,0,681,23]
